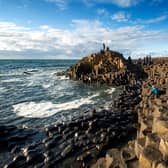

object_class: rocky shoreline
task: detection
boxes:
[1,51,168,168]
[1,82,141,168]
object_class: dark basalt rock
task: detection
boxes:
[0,83,141,167]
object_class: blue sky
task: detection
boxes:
[0,0,168,59]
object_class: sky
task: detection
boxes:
[0,0,168,59]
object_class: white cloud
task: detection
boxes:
[50,0,142,8]
[111,12,131,22]
[0,20,168,59]
[143,15,167,24]
[45,0,67,10]
[84,0,142,7]
[107,0,141,7]
[132,15,167,24]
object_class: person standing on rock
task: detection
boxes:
[151,85,159,97]
[103,43,105,51]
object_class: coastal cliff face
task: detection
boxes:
[67,50,146,85]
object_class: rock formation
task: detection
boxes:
[66,50,146,85]
[2,49,168,168]
[133,59,168,168]
[77,56,168,168]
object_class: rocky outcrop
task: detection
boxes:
[132,59,168,168]
[91,58,168,168]
[66,50,146,85]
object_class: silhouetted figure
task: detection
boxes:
[143,57,146,65]
[148,55,152,64]
[128,56,132,64]
[103,43,105,51]
[146,56,149,65]
[137,58,142,64]
[143,55,152,65]
[106,46,110,51]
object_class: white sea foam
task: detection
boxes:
[26,69,57,87]
[56,75,69,80]
[0,72,22,77]
[42,84,51,89]
[2,78,22,83]
[104,88,116,94]
[13,93,99,118]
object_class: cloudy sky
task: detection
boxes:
[0,0,168,59]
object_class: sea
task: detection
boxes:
[0,60,116,128]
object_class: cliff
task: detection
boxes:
[66,50,146,85]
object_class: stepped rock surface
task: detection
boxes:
[66,50,146,85]
[92,57,168,168]
[133,58,168,168]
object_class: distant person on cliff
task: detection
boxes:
[128,56,132,64]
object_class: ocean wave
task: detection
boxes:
[0,69,27,77]
[0,73,21,77]
[13,94,99,118]
[0,87,7,93]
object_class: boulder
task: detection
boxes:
[145,133,160,148]
[139,145,163,168]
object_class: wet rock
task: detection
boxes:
[26,150,44,164]
[61,144,73,157]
